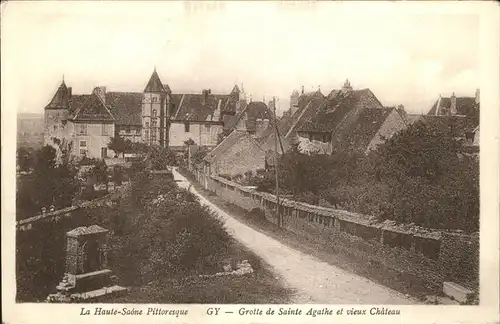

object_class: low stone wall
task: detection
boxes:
[192,169,479,293]
[16,182,130,232]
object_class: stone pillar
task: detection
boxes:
[65,236,79,275]
[333,217,341,233]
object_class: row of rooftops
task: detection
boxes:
[44,70,244,126]
[45,72,479,137]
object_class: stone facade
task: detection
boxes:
[44,109,71,145]
[169,121,223,149]
[116,125,142,143]
[211,135,265,177]
[73,122,115,159]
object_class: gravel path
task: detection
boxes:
[173,169,420,304]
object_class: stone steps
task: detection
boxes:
[71,285,128,302]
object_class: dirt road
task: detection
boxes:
[173,169,419,304]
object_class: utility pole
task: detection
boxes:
[273,96,281,228]
[188,144,192,172]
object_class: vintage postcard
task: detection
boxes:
[2,1,499,323]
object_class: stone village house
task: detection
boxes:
[426,89,480,147]
[258,80,408,156]
[43,70,243,158]
[201,100,274,177]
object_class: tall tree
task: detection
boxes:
[29,145,80,210]
[17,147,34,171]
[108,136,126,158]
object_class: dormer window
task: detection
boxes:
[78,123,87,135]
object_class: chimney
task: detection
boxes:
[341,79,353,94]
[397,104,408,122]
[450,92,457,115]
[290,90,300,116]
[93,86,106,104]
[475,89,480,106]
[67,87,72,98]
[301,86,304,95]
[202,89,211,106]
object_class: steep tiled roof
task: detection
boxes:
[231,85,241,94]
[106,92,143,126]
[283,91,326,136]
[144,70,166,93]
[204,130,261,163]
[330,107,395,152]
[428,96,478,116]
[295,88,383,133]
[256,92,326,152]
[172,93,226,122]
[69,94,91,117]
[72,93,114,122]
[420,115,478,136]
[162,84,172,94]
[227,101,272,133]
[45,82,70,110]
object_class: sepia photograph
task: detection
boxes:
[2,1,499,323]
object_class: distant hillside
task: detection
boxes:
[17,113,44,149]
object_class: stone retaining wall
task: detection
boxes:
[193,169,479,292]
[16,182,130,232]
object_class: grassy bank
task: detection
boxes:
[109,239,294,303]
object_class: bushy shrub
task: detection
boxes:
[148,146,177,170]
[112,168,232,285]
[247,208,267,223]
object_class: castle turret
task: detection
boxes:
[230,85,241,102]
[44,79,71,146]
[142,68,171,147]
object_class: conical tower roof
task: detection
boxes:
[231,85,241,94]
[45,81,70,109]
[144,69,166,93]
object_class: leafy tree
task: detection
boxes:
[190,146,209,167]
[184,138,196,146]
[87,159,109,193]
[108,136,127,158]
[17,147,34,171]
[148,146,177,170]
[26,145,80,211]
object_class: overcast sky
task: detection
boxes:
[3,1,480,115]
